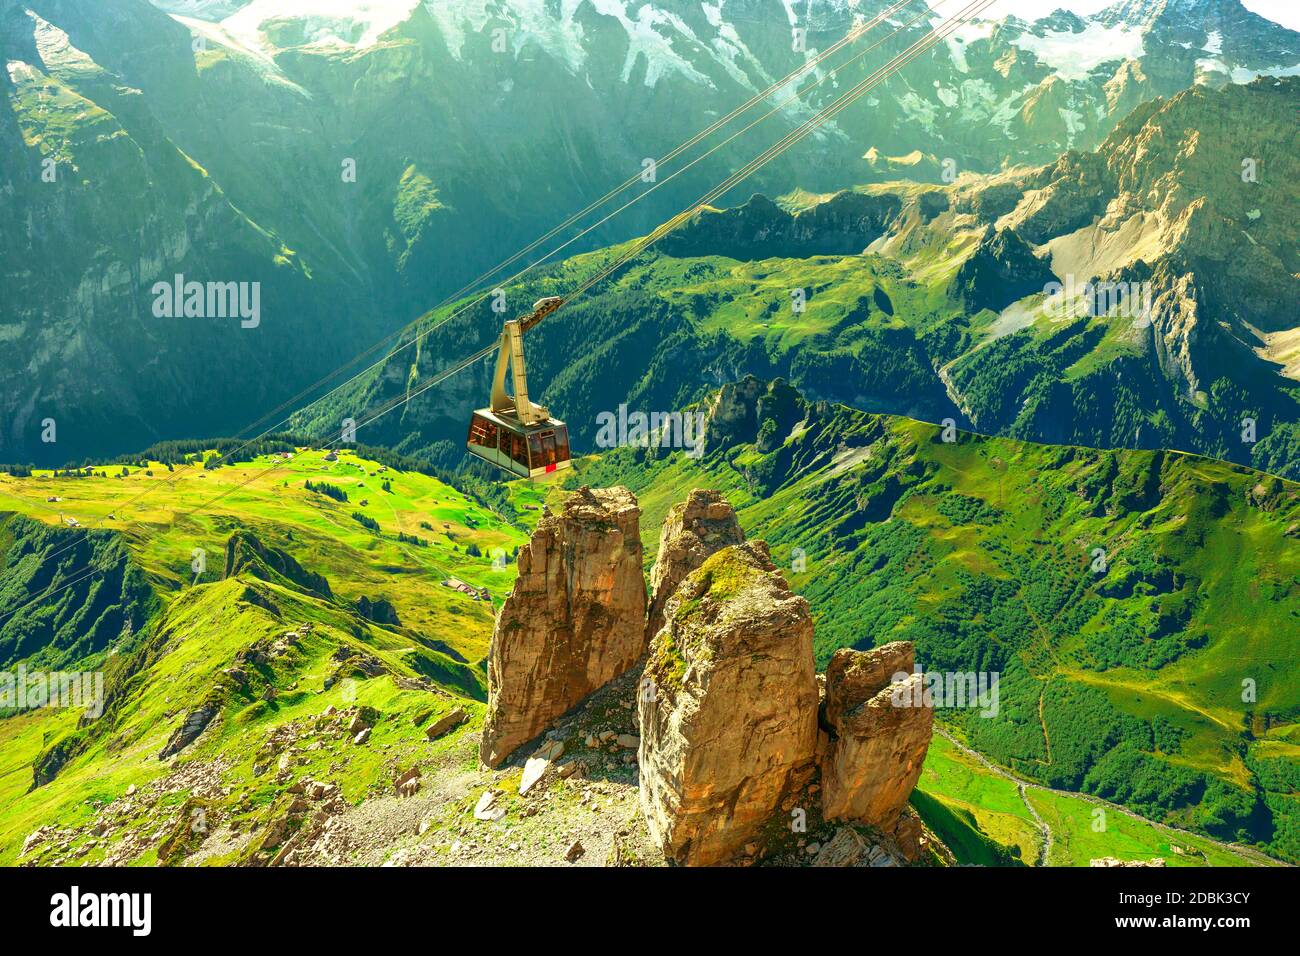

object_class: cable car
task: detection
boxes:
[466,296,573,479]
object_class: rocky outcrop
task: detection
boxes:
[700,376,808,457]
[480,486,646,768]
[1090,857,1166,867]
[638,541,819,866]
[645,489,745,640]
[819,643,933,828]
[949,226,1057,314]
[224,530,332,598]
[660,191,901,261]
[159,691,224,760]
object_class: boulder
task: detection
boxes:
[520,741,563,796]
[1090,857,1167,867]
[645,489,745,639]
[822,641,915,729]
[890,809,927,862]
[473,791,505,822]
[424,707,467,741]
[819,644,933,828]
[813,827,870,867]
[638,541,818,866]
[393,767,421,796]
[480,487,647,767]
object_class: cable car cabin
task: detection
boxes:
[466,296,573,479]
[466,409,571,479]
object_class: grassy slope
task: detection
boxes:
[0,449,534,864]
[561,388,1300,862]
[0,427,1293,867]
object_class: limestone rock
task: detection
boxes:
[890,808,928,862]
[480,487,647,767]
[393,767,421,797]
[519,742,561,796]
[813,827,870,867]
[645,489,745,639]
[822,641,915,730]
[159,697,221,760]
[638,541,818,866]
[424,707,467,742]
[473,791,505,822]
[820,644,933,828]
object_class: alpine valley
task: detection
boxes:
[0,0,1296,871]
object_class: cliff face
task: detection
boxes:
[645,489,745,641]
[948,226,1058,314]
[660,192,903,261]
[638,541,820,866]
[479,486,646,768]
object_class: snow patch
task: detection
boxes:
[1012,22,1144,82]
[175,15,312,96]
[897,89,938,134]
[148,1,249,19]
[421,1,717,88]
[1058,106,1084,144]
[223,0,421,54]
[942,19,995,74]
[1228,61,1300,83]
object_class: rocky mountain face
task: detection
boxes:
[0,0,387,465]
[971,75,1300,475]
[660,191,903,261]
[345,75,1299,479]
[481,483,936,864]
[480,486,646,767]
[5,0,1297,464]
[948,226,1057,314]
[145,0,1299,170]
[820,643,932,826]
[639,540,820,865]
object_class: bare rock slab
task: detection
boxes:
[638,541,818,866]
[820,643,933,828]
[480,486,646,768]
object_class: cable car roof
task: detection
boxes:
[470,407,566,432]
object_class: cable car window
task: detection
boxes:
[468,416,498,450]
[509,432,529,467]
[553,427,569,461]
[539,431,557,466]
[528,433,544,466]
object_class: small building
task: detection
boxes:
[440,577,491,602]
